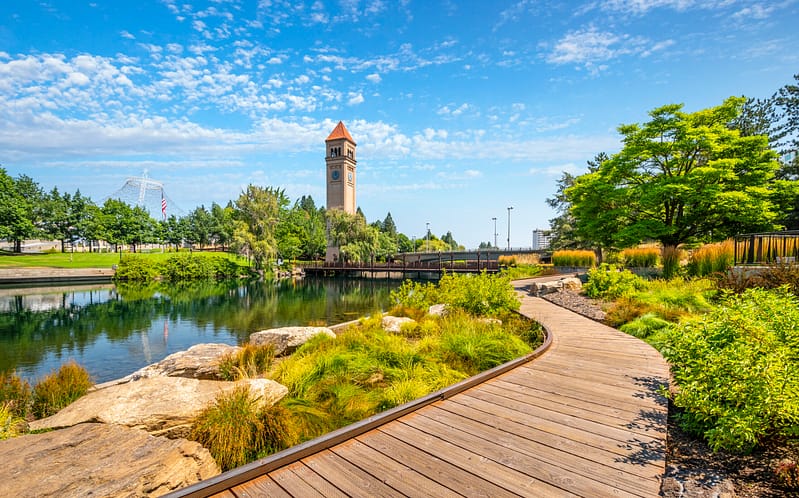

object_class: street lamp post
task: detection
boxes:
[426,222,430,252]
[507,206,513,250]
[492,217,497,248]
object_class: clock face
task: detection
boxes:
[347,171,353,182]
[331,170,340,180]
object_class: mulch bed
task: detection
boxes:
[540,289,799,497]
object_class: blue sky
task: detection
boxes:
[1,1,797,248]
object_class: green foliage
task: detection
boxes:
[619,312,671,339]
[501,264,544,280]
[662,288,799,452]
[390,279,438,311]
[0,371,32,419]
[31,361,93,419]
[190,386,296,471]
[584,264,645,299]
[566,97,781,251]
[436,272,520,316]
[160,252,215,281]
[552,250,596,267]
[114,255,159,281]
[218,344,276,381]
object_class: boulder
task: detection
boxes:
[528,280,563,296]
[249,326,336,356]
[382,315,416,333]
[561,277,582,292]
[0,423,219,498]
[428,304,448,316]
[103,343,241,386]
[29,377,288,439]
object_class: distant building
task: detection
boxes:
[532,229,553,250]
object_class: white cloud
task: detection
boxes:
[347,92,365,105]
[366,73,381,83]
[120,30,135,40]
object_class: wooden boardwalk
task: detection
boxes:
[168,277,669,497]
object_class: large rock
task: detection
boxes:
[29,376,288,439]
[428,304,448,316]
[528,280,563,296]
[382,315,416,333]
[561,277,583,292]
[249,326,336,356]
[105,343,242,385]
[0,423,219,498]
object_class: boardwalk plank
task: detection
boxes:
[230,475,291,498]
[361,428,515,498]
[280,462,348,498]
[332,439,462,498]
[301,449,402,497]
[267,463,326,497]
[406,409,643,498]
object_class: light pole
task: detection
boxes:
[507,206,513,250]
[426,222,430,252]
[492,217,497,248]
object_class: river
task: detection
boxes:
[0,277,399,384]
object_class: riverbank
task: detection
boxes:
[0,267,115,286]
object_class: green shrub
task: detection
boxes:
[190,386,296,471]
[583,264,645,300]
[620,247,659,268]
[436,271,520,316]
[161,253,215,281]
[32,362,93,419]
[114,255,158,281]
[501,264,543,280]
[662,287,799,452]
[552,250,596,267]
[0,371,32,419]
[218,344,276,381]
[390,279,437,311]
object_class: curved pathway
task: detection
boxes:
[169,277,669,497]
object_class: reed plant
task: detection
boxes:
[552,250,596,267]
[687,240,734,277]
[620,247,659,268]
[31,361,93,419]
[661,245,684,279]
[497,255,517,267]
[218,344,276,381]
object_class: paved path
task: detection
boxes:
[169,277,669,497]
[0,267,114,285]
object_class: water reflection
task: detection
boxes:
[0,278,397,384]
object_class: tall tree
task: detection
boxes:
[233,185,288,270]
[382,212,397,236]
[566,97,780,253]
[0,171,42,252]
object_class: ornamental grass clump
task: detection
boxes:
[0,402,26,440]
[31,361,93,419]
[687,240,734,277]
[661,246,684,279]
[663,287,799,453]
[0,371,32,419]
[190,386,296,471]
[436,312,532,373]
[218,343,276,381]
[620,247,659,268]
[552,250,596,267]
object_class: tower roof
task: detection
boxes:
[326,121,355,144]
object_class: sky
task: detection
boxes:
[1,1,798,249]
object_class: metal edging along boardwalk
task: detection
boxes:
[163,309,553,498]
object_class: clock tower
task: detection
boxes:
[325,121,357,214]
[325,121,357,262]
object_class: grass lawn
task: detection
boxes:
[0,251,247,269]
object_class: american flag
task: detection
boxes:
[161,193,167,220]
